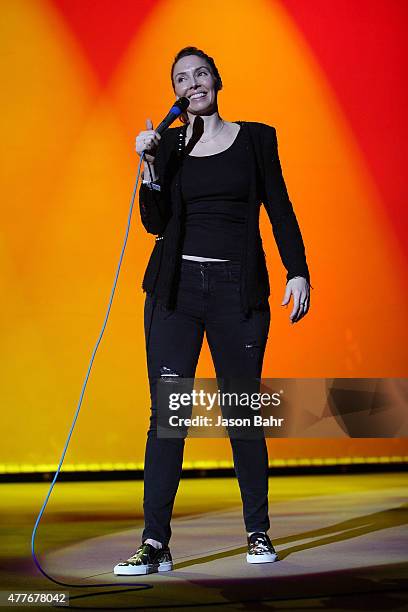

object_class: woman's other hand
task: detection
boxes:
[281,276,310,324]
[135,118,161,164]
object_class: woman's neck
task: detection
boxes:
[186,113,224,140]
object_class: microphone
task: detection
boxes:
[154,97,190,135]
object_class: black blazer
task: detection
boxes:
[139,121,310,315]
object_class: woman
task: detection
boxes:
[114,46,311,575]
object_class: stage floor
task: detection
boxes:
[1,472,407,610]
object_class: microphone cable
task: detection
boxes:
[31,150,155,594]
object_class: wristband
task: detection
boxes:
[142,180,161,192]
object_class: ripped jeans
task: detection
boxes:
[142,258,271,546]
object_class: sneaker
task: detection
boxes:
[246,532,278,564]
[113,542,173,575]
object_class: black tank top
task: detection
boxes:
[180,126,250,261]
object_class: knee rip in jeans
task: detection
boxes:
[159,365,183,382]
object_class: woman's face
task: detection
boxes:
[172,55,218,117]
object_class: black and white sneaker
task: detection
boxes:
[247,532,278,564]
[113,542,173,575]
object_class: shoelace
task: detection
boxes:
[125,546,146,563]
[251,537,273,553]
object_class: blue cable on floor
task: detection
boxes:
[31,152,154,593]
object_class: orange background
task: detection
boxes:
[1,0,407,469]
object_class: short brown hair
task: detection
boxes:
[171,46,223,124]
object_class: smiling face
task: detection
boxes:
[172,54,219,118]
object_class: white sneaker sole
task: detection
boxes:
[114,560,173,575]
[246,552,278,564]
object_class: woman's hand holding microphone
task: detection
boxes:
[135,118,161,182]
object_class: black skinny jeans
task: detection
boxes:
[142,258,271,546]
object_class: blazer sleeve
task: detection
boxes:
[139,133,172,235]
[261,125,311,286]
